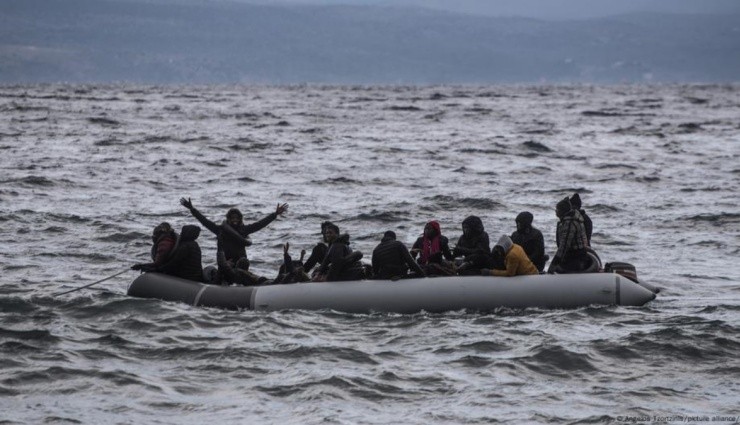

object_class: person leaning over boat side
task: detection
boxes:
[453,215,491,275]
[510,211,548,272]
[274,242,310,284]
[315,230,366,282]
[410,220,455,276]
[372,231,426,280]
[301,221,333,277]
[179,197,288,264]
[216,250,269,286]
[154,224,204,282]
[548,197,590,274]
[481,235,538,277]
[131,222,178,272]
[570,193,593,245]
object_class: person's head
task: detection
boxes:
[152,222,172,242]
[226,208,243,227]
[462,216,483,237]
[323,222,340,243]
[570,193,582,210]
[556,197,572,219]
[381,230,396,243]
[424,221,440,239]
[494,235,513,256]
[515,211,534,233]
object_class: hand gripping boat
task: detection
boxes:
[127,272,657,313]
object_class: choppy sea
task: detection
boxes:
[1,84,738,424]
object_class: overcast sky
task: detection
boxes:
[248,0,740,20]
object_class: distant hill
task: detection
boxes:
[1,0,738,83]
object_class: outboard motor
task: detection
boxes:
[604,262,638,283]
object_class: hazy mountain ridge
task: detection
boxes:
[1,0,738,83]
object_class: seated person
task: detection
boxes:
[482,235,538,277]
[372,231,425,280]
[216,250,269,286]
[411,221,455,276]
[453,215,491,275]
[316,233,365,282]
[302,221,333,276]
[155,225,204,282]
[510,211,548,272]
[132,222,178,272]
[274,243,310,284]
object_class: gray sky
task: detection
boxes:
[248,0,740,19]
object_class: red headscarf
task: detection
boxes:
[420,220,442,265]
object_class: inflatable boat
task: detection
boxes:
[127,272,657,313]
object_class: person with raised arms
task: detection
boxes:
[180,197,287,262]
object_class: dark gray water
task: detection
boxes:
[1,84,739,424]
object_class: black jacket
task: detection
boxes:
[319,234,365,281]
[372,239,425,279]
[302,242,328,274]
[157,225,203,282]
[511,226,547,272]
[188,206,277,262]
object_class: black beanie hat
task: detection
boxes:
[382,230,396,242]
[570,193,582,210]
[515,211,533,226]
[556,197,572,215]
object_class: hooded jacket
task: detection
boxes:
[318,234,365,281]
[157,225,203,282]
[186,205,277,262]
[453,215,491,266]
[510,212,547,272]
[412,221,453,265]
[490,235,538,277]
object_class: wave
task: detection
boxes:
[423,195,503,211]
[353,210,409,223]
[683,213,740,226]
[87,117,121,126]
[518,345,597,376]
[522,140,552,152]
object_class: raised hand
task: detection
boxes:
[180,197,193,210]
[276,203,289,216]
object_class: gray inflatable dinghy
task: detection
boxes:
[128,272,657,313]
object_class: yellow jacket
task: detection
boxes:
[492,243,539,277]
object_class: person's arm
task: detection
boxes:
[216,250,236,282]
[476,234,491,255]
[372,247,380,276]
[220,221,252,247]
[242,203,288,234]
[441,237,454,261]
[401,243,425,276]
[532,232,545,264]
[318,244,337,275]
[303,243,327,273]
[492,253,517,277]
[410,238,422,259]
[180,198,220,235]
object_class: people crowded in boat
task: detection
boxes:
[133,193,601,284]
